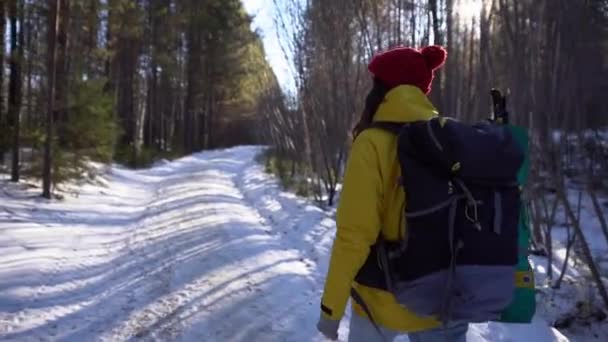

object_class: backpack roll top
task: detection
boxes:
[397,117,525,183]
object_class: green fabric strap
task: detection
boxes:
[498,125,536,323]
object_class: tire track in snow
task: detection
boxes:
[90,169,209,341]
[106,147,325,341]
[83,178,171,339]
[111,161,264,340]
[97,159,244,341]
[156,147,334,341]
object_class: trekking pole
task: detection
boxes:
[490,89,509,125]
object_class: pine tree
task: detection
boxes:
[8,0,24,182]
[43,0,61,199]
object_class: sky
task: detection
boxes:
[242,0,295,93]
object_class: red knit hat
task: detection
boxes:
[368,45,447,94]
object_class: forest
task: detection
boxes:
[0,0,277,197]
[1,0,606,204]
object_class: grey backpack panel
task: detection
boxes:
[394,265,516,322]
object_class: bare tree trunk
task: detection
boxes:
[409,1,416,45]
[588,185,608,246]
[54,0,69,148]
[428,0,444,109]
[111,1,142,163]
[395,0,402,44]
[44,0,61,199]
[465,17,476,118]
[371,0,383,51]
[544,194,560,281]
[0,1,6,167]
[534,197,552,275]
[25,4,33,133]
[443,0,454,113]
[527,200,544,253]
[183,7,202,153]
[9,0,24,182]
[553,190,582,289]
[143,0,162,151]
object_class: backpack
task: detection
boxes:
[353,116,526,324]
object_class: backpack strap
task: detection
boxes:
[367,121,405,135]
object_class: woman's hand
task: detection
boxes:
[317,314,340,340]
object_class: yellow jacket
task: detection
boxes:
[320,85,442,332]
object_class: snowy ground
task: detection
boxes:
[528,187,608,341]
[0,146,578,341]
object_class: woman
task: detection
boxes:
[316,45,469,342]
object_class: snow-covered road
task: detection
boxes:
[0,146,568,341]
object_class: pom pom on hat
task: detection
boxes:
[421,45,447,70]
[368,45,447,94]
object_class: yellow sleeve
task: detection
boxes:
[320,132,383,320]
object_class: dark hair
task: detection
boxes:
[352,78,389,139]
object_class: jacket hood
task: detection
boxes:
[373,85,439,123]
